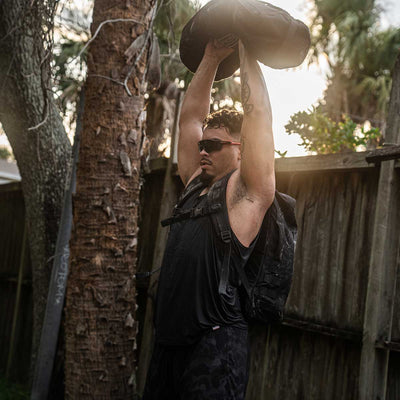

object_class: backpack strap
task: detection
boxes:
[275,191,297,229]
[161,203,222,227]
[214,209,232,297]
[160,174,205,227]
[177,174,205,205]
[205,170,236,296]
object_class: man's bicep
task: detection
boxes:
[238,42,275,204]
[177,121,203,186]
[239,115,275,203]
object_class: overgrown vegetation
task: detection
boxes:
[286,0,400,154]
[285,107,381,154]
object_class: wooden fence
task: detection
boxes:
[136,57,400,399]
[0,182,32,384]
[136,151,400,400]
[3,151,399,398]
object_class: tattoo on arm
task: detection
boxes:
[241,72,254,115]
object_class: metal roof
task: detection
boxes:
[0,159,21,184]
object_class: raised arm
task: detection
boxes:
[178,41,233,186]
[238,41,275,205]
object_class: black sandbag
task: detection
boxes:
[179,0,311,81]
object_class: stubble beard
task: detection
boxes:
[199,169,213,186]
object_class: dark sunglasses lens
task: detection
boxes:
[198,140,222,153]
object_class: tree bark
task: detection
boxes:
[0,0,71,377]
[65,0,155,398]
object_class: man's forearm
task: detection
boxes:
[180,41,233,126]
[240,46,272,123]
[180,55,220,125]
[238,42,275,197]
[177,41,233,185]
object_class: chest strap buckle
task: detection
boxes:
[221,229,231,243]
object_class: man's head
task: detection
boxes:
[203,108,243,140]
[199,109,243,185]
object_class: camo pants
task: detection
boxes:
[142,326,249,400]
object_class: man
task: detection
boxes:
[143,39,275,400]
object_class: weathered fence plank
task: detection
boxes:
[275,151,374,172]
[366,144,400,163]
[247,325,360,400]
[0,183,32,383]
[284,171,378,331]
[136,92,183,394]
[6,220,27,379]
[358,54,400,400]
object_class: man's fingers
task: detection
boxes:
[239,40,246,65]
[239,41,245,57]
[215,34,239,49]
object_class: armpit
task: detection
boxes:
[231,177,247,205]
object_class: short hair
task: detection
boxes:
[203,109,243,139]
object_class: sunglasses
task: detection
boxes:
[198,139,241,153]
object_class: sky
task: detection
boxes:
[199,0,400,157]
[253,0,324,157]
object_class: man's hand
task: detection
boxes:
[203,39,234,64]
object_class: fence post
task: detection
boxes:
[137,90,183,393]
[5,219,28,379]
[359,54,400,399]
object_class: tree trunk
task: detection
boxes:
[65,1,155,398]
[0,0,71,377]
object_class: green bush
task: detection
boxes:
[0,146,13,161]
[285,107,381,154]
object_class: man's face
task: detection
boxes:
[199,126,241,185]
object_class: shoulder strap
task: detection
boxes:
[275,191,297,229]
[207,170,235,240]
[206,170,236,296]
[177,174,205,206]
[161,203,222,227]
[160,174,205,227]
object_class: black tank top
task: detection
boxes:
[154,174,256,345]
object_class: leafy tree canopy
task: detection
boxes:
[286,0,399,154]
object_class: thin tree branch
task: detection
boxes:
[28,101,49,131]
[71,18,144,64]
[89,74,125,86]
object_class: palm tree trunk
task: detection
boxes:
[65,1,155,398]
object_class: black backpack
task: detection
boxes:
[161,171,297,324]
